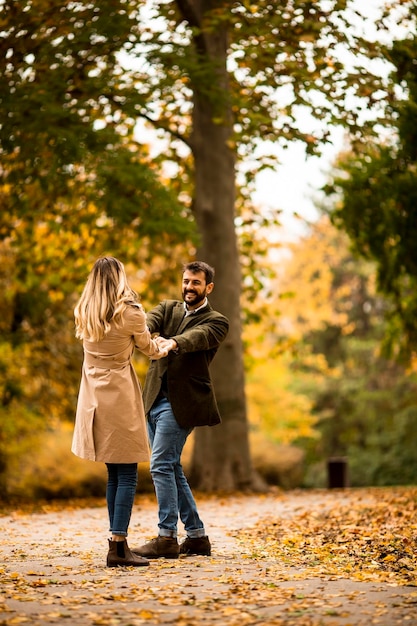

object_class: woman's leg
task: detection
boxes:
[107,463,138,538]
[105,463,149,567]
[105,463,118,534]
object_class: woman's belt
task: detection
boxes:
[84,353,130,370]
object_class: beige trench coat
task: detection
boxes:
[71,304,163,464]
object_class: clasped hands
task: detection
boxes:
[155,336,177,356]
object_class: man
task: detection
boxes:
[134,261,229,559]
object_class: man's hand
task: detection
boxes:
[155,337,177,353]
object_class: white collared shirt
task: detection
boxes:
[183,297,208,317]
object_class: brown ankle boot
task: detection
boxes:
[133,536,179,559]
[106,539,150,567]
[179,535,211,556]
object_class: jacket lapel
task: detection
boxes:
[171,302,187,334]
[177,302,212,333]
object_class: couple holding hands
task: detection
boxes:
[71,257,229,567]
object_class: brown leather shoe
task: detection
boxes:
[133,536,179,559]
[106,539,150,567]
[179,535,211,556]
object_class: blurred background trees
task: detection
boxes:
[326,10,417,362]
[254,217,417,488]
[1,0,417,500]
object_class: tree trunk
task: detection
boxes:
[186,1,263,491]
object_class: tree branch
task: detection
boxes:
[138,111,193,151]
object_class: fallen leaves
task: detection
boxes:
[0,488,416,625]
[233,486,417,586]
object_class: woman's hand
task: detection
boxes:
[155,337,177,353]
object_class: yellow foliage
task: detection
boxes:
[5,421,157,499]
[245,358,318,445]
[274,216,376,339]
[6,423,104,499]
[242,216,376,449]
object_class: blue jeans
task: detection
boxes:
[105,463,138,536]
[148,397,205,539]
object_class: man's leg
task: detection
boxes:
[175,461,212,555]
[134,398,186,558]
[176,462,205,537]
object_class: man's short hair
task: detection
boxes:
[183,261,215,284]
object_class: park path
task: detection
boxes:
[0,489,416,625]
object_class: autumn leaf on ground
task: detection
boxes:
[233,487,417,586]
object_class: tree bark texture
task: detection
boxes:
[182,0,259,491]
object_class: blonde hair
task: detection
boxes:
[74,257,139,341]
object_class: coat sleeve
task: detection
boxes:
[173,314,229,353]
[145,301,167,335]
[127,305,165,360]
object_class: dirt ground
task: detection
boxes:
[0,489,416,626]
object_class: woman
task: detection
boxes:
[72,256,171,567]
